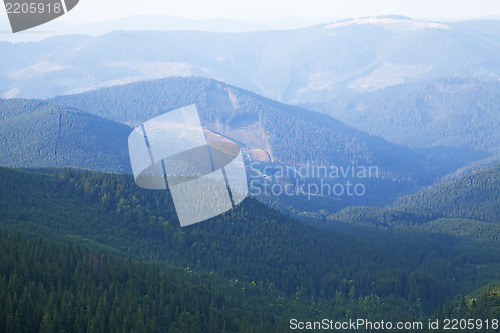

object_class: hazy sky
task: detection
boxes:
[54,0,500,23]
[1,0,500,27]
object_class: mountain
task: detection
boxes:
[1,77,427,176]
[0,99,131,172]
[328,163,500,241]
[48,76,486,207]
[48,77,470,173]
[0,15,338,43]
[395,163,500,223]
[305,78,500,151]
[2,166,500,316]
[0,77,486,211]
[2,17,500,104]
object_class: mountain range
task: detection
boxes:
[0,76,489,211]
[1,165,499,318]
[1,15,500,331]
[305,78,500,150]
[51,77,491,204]
[1,16,498,158]
[0,14,338,42]
[2,16,500,105]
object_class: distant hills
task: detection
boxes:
[0,99,131,172]
[2,16,499,154]
[2,16,500,105]
[49,77,475,181]
[1,16,499,156]
[1,76,490,208]
[0,14,338,43]
[305,78,500,150]
[329,162,500,241]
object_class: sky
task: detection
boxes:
[1,0,500,36]
[57,0,500,23]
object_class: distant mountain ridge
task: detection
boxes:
[0,77,486,210]
[49,77,462,177]
[0,15,338,43]
[47,76,489,208]
[2,16,498,155]
[1,16,500,104]
[0,99,131,172]
[305,78,500,150]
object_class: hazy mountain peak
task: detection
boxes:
[1,17,500,104]
[324,16,451,32]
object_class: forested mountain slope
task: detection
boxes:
[330,163,500,240]
[0,231,285,332]
[0,99,131,172]
[306,78,500,151]
[1,166,500,317]
[396,163,500,223]
[2,83,480,210]
[50,77,474,180]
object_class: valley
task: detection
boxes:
[0,14,499,332]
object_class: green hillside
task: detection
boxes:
[0,99,132,172]
[1,166,500,321]
[0,231,288,332]
[396,163,500,223]
[50,77,446,176]
[328,164,500,241]
[47,77,488,209]
[307,78,500,151]
[1,89,475,212]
